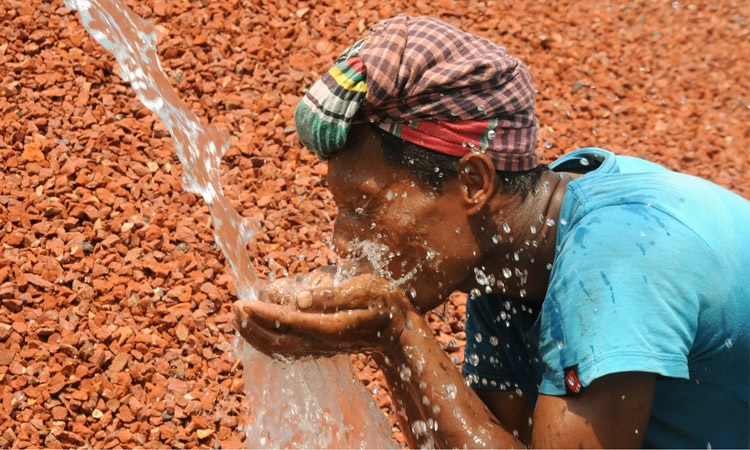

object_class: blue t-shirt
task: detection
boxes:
[462,148,750,448]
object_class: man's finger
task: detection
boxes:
[243,299,389,341]
[235,309,333,357]
[293,276,392,312]
[264,279,300,306]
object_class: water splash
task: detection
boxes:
[65,0,261,301]
[66,0,394,447]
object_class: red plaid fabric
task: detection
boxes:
[294,15,539,171]
[357,15,539,172]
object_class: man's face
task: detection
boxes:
[326,126,481,312]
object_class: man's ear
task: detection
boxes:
[458,152,497,215]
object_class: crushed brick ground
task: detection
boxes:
[0,0,748,448]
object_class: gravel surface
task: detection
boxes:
[1,0,748,448]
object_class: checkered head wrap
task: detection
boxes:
[294,14,539,172]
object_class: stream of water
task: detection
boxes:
[65,0,395,447]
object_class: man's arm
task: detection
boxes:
[475,389,534,445]
[532,372,656,448]
[373,310,525,449]
[375,312,656,449]
[234,274,657,448]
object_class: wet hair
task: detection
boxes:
[375,126,547,198]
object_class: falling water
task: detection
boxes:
[65,0,395,447]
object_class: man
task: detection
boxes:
[233,14,750,448]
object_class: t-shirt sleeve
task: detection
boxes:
[538,203,725,396]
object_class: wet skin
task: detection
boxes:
[233,125,656,448]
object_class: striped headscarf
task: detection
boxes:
[294,15,539,172]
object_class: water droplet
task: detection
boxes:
[475,332,483,343]
[492,234,500,244]
[579,157,590,166]
[544,141,552,149]
[502,267,512,278]
[486,129,496,140]
[474,267,495,287]
[489,336,499,346]
[530,224,537,234]
[444,384,458,399]
[725,338,733,348]
[546,218,556,227]
[411,420,428,437]
[455,227,461,235]
[503,223,511,233]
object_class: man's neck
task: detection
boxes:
[485,170,577,305]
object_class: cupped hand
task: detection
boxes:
[232,272,414,358]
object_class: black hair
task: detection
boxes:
[375,125,547,198]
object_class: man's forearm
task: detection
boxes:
[373,312,524,449]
